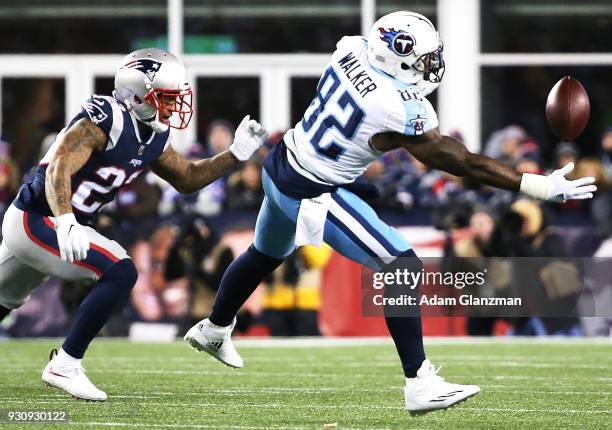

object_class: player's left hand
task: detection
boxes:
[229,115,268,161]
[55,213,90,262]
[547,162,597,201]
[520,161,597,201]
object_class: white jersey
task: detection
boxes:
[284,36,438,185]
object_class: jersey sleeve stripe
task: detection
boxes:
[107,98,125,149]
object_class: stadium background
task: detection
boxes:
[1,0,612,340]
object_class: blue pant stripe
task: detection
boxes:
[327,211,378,258]
[331,192,400,255]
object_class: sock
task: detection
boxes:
[209,245,284,327]
[52,347,82,372]
[382,249,426,378]
[62,259,138,359]
[0,305,11,322]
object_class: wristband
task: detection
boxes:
[519,173,550,200]
[56,213,77,226]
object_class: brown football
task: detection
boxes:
[545,76,590,141]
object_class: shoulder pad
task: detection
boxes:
[79,95,125,143]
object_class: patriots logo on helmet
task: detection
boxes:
[82,102,108,124]
[122,58,163,82]
[379,28,415,57]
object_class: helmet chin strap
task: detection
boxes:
[121,97,169,133]
[141,115,169,133]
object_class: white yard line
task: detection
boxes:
[26,400,612,416]
[233,336,612,348]
[16,386,606,398]
[68,422,309,430]
[462,407,612,414]
[2,361,610,372]
[69,423,384,430]
[5,336,611,348]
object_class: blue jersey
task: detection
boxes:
[14,95,171,225]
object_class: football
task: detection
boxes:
[545,75,590,140]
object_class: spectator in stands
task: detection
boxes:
[164,215,234,328]
[599,127,612,180]
[206,120,234,156]
[225,160,264,211]
[0,146,20,228]
[576,157,612,238]
[451,207,500,335]
[484,125,528,165]
[454,207,496,258]
[515,156,541,175]
[172,120,236,217]
[262,244,332,336]
[553,141,579,169]
[509,199,581,335]
[130,223,190,323]
[514,141,542,174]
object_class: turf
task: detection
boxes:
[0,338,610,429]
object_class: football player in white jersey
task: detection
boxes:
[184,12,597,412]
[0,48,268,401]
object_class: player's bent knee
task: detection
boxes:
[381,248,424,291]
[101,258,138,290]
[382,249,423,274]
[251,244,286,262]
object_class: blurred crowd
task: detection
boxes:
[1,120,612,338]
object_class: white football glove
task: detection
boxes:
[520,162,597,202]
[229,115,268,161]
[55,213,90,262]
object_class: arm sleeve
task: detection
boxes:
[384,95,439,136]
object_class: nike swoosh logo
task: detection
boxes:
[49,369,70,378]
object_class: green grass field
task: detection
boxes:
[0,338,611,429]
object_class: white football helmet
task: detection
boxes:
[367,11,445,92]
[114,48,193,132]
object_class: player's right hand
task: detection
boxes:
[55,213,90,262]
[229,115,268,161]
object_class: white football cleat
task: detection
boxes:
[404,359,479,413]
[184,317,243,368]
[42,350,107,401]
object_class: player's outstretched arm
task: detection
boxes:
[373,128,596,201]
[45,117,106,261]
[151,147,238,194]
[151,115,267,194]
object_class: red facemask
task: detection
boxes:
[144,87,193,130]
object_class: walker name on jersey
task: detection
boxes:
[337,52,378,98]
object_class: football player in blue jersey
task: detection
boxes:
[183,12,597,412]
[0,48,267,401]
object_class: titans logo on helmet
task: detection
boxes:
[378,28,415,57]
[122,58,163,82]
